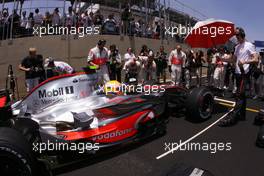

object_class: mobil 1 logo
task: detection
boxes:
[38,86,74,99]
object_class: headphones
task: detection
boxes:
[236,27,246,38]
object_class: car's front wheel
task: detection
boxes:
[186,87,214,121]
[0,127,38,176]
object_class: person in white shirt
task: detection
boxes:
[65,6,76,27]
[20,11,27,35]
[104,14,116,24]
[87,40,110,84]
[213,47,228,89]
[20,11,27,28]
[123,57,141,83]
[52,8,60,27]
[124,48,136,62]
[26,12,34,30]
[139,50,157,83]
[1,9,8,24]
[168,45,186,86]
[33,8,43,27]
[44,57,74,75]
[82,11,90,27]
[219,27,258,126]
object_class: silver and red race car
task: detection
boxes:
[0,71,214,176]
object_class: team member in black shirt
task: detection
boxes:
[155,46,167,83]
[19,48,44,92]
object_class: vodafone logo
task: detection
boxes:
[92,128,133,141]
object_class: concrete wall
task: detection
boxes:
[0,35,186,96]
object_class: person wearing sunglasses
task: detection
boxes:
[219,27,258,126]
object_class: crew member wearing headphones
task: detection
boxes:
[219,27,258,126]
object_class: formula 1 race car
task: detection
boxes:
[0,71,214,176]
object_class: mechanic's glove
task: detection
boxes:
[88,64,99,70]
[168,66,172,73]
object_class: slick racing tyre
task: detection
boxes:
[0,127,38,176]
[186,87,214,121]
[256,125,264,148]
[254,109,264,126]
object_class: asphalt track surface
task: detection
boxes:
[53,93,264,176]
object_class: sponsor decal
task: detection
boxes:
[72,77,98,84]
[38,86,74,99]
[78,77,97,82]
[65,86,74,94]
[72,79,78,83]
[92,128,133,141]
[39,96,78,105]
[41,97,64,105]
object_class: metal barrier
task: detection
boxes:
[0,1,188,44]
[0,0,67,41]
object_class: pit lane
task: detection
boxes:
[54,95,264,176]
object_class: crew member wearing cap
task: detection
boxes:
[19,47,44,92]
[219,27,258,126]
[44,57,74,78]
[87,40,110,84]
[168,45,186,86]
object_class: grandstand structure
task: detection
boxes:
[1,0,199,28]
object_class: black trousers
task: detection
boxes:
[234,73,250,118]
[109,66,121,82]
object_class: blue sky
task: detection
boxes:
[168,0,264,43]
